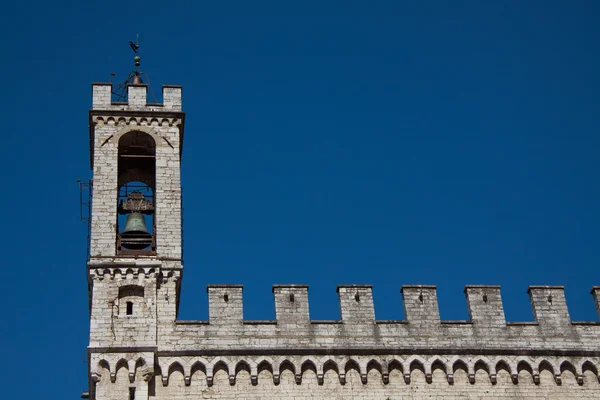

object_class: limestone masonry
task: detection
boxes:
[86,81,600,399]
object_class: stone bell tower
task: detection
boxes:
[86,56,185,398]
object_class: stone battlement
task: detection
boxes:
[85,77,600,398]
[88,270,600,330]
[91,82,182,112]
[183,283,600,328]
[88,266,600,356]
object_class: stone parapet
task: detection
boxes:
[91,83,182,111]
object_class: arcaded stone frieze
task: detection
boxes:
[91,354,599,386]
[90,115,184,128]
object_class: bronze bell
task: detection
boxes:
[121,212,152,250]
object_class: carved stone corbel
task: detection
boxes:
[91,371,102,383]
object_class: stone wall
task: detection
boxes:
[89,83,184,260]
[86,82,600,399]
[93,354,600,399]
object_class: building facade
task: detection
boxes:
[86,81,600,399]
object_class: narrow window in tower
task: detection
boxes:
[129,387,136,400]
[126,301,133,315]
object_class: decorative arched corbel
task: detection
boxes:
[91,371,102,383]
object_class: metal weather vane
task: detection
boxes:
[110,35,158,103]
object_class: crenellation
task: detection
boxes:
[273,284,309,323]
[92,83,112,109]
[207,285,244,324]
[337,285,375,323]
[591,287,600,319]
[86,78,600,399]
[528,286,572,330]
[464,285,506,327]
[401,285,440,324]
[162,85,182,111]
[127,84,147,108]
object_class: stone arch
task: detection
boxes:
[97,359,111,374]
[115,126,158,144]
[117,129,157,189]
[582,360,598,376]
[212,360,229,375]
[322,358,338,371]
[453,358,468,374]
[517,359,534,384]
[277,359,296,385]
[209,360,229,387]
[559,359,578,384]
[366,359,383,374]
[495,359,512,375]
[235,360,250,376]
[254,356,274,367]
[234,360,251,384]
[191,360,207,381]
[115,358,129,375]
[300,358,318,384]
[209,356,232,371]
[405,355,426,370]
[166,362,185,386]
[279,359,296,375]
[516,359,533,371]
[343,358,361,384]
[133,357,147,378]
[582,360,599,384]
[471,356,492,371]
[451,358,469,384]
[559,358,577,370]
[539,359,555,375]
[493,359,516,384]
[344,358,361,374]
[301,358,318,375]
[408,358,426,374]
[388,358,403,374]
[430,358,447,381]
[235,360,251,374]
[256,359,273,384]
[256,359,273,374]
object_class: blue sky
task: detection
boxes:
[1,1,599,398]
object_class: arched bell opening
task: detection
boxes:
[117,131,156,256]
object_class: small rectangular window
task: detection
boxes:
[126,301,133,315]
[129,387,135,400]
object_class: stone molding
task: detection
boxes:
[90,353,600,387]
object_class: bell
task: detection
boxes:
[121,212,152,250]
